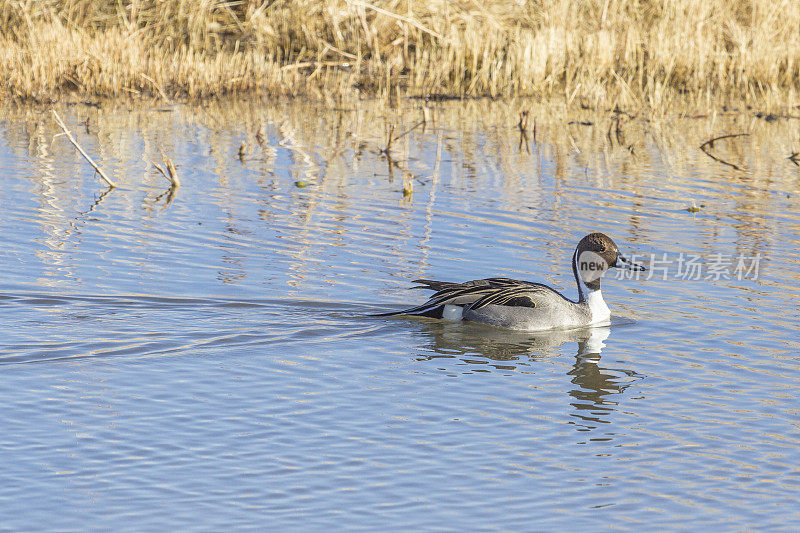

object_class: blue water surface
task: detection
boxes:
[1,100,799,530]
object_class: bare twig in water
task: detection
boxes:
[699,133,750,171]
[789,152,800,166]
[51,110,116,188]
[162,152,178,186]
[380,124,395,155]
[379,120,425,158]
[256,125,266,145]
[151,150,180,187]
[391,120,424,144]
[518,111,529,132]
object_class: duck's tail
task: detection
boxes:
[371,279,455,318]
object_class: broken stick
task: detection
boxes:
[52,109,116,188]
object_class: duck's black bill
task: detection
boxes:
[616,254,647,271]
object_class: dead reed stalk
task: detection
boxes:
[151,150,180,187]
[51,110,116,188]
[699,133,750,171]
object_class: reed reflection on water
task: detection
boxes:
[0,99,799,529]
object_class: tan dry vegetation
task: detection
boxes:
[2,0,800,110]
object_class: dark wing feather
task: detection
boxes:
[464,283,559,312]
[412,277,523,293]
[376,277,560,317]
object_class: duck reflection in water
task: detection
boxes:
[413,321,610,363]
[567,340,643,433]
[410,320,643,430]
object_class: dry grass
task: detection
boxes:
[2,0,800,110]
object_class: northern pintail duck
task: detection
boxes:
[378,232,645,331]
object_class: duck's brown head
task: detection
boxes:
[573,232,646,292]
